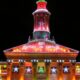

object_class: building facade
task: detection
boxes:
[0,0,80,80]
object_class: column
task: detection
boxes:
[7,63,11,80]
[58,63,63,80]
[20,63,24,80]
[71,63,76,80]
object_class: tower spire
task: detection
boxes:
[32,0,51,40]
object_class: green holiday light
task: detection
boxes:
[38,0,46,2]
[38,67,44,73]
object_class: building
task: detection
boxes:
[0,0,80,80]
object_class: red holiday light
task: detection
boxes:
[37,1,47,9]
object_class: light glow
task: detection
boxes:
[38,67,45,73]
[25,62,32,67]
[76,65,80,74]
[51,67,57,74]
[3,64,7,68]
[72,76,76,80]
[63,66,69,73]
[0,65,1,74]
[26,67,32,73]
[37,1,47,9]
[12,42,70,53]
[13,66,19,72]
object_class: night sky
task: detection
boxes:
[0,0,80,61]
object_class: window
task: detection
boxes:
[19,59,24,63]
[76,65,80,74]
[51,67,57,74]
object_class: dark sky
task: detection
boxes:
[0,0,80,61]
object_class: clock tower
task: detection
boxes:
[33,0,51,40]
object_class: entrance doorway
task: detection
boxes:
[36,62,47,80]
[24,62,33,80]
